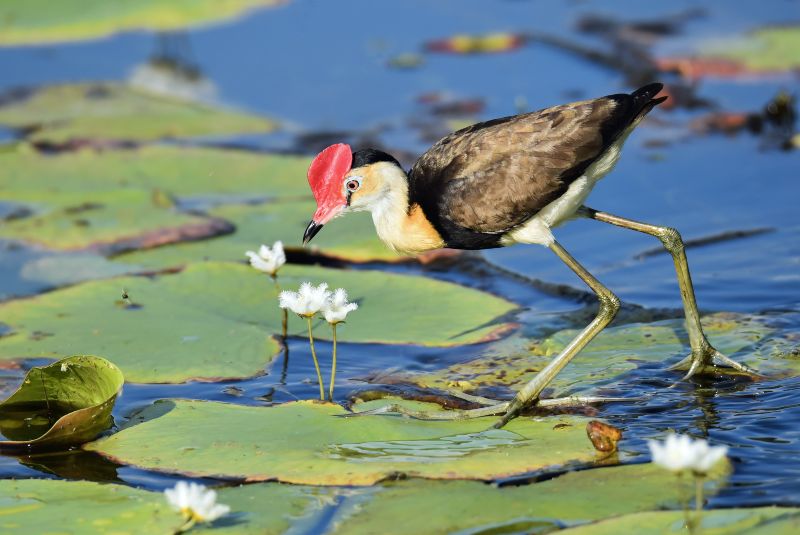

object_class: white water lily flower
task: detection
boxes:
[164,481,230,524]
[648,434,728,474]
[279,282,331,317]
[322,288,358,324]
[245,241,286,276]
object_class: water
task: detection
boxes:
[0,0,798,526]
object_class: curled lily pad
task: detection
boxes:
[332,463,730,534]
[0,355,123,451]
[0,262,515,383]
[0,478,336,534]
[0,0,286,46]
[559,507,800,534]
[376,313,775,398]
[0,83,275,144]
[86,398,598,485]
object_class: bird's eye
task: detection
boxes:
[346,179,361,192]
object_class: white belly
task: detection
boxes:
[502,134,628,247]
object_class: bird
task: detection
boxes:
[301,83,757,427]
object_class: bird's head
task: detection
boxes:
[303,143,404,244]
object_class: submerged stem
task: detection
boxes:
[329,323,338,402]
[306,317,325,400]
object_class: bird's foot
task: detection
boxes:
[669,345,761,380]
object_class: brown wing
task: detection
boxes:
[409,85,662,235]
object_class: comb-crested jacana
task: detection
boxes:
[302,83,757,427]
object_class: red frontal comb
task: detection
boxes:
[307,143,352,204]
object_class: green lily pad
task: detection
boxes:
[118,200,402,268]
[703,26,800,72]
[0,83,275,143]
[378,314,774,398]
[0,478,339,534]
[0,188,230,252]
[0,262,515,383]
[332,463,730,534]
[0,0,285,46]
[0,144,310,199]
[86,398,597,485]
[559,508,800,534]
[0,355,123,450]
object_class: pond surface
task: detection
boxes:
[0,0,798,531]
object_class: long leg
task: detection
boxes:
[580,206,759,378]
[495,240,620,428]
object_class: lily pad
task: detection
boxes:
[0,355,123,450]
[0,0,285,46]
[377,314,775,398]
[332,463,729,534]
[0,262,515,383]
[0,478,338,534]
[118,200,402,268]
[0,144,310,199]
[0,144,322,255]
[0,188,231,252]
[86,398,597,485]
[702,26,800,72]
[0,83,275,144]
[559,508,800,534]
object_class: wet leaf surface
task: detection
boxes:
[86,398,597,485]
[0,83,275,143]
[365,313,790,399]
[560,507,800,534]
[331,462,729,534]
[0,0,286,46]
[0,478,333,534]
[0,262,515,383]
[0,355,123,450]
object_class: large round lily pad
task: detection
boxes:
[0,262,515,383]
[0,83,274,143]
[0,355,123,450]
[375,313,776,398]
[118,200,402,267]
[0,0,285,46]
[331,463,729,534]
[86,398,598,485]
[0,478,336,534]
[701,26,800,72]
[559,508,800,534]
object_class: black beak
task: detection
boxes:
[303,220,323,245]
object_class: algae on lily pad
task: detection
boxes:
[86,398,597,485]
[332,463,729,534]
[0,0,286,46]
[0,262,515,383]
[119,200,402,267]
[0,83,274,144]
[0,355,123,450]
[0,478,337,535]
[559,507,800,534]
[376,313,774,398]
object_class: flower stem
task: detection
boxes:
[329,323,337,402]
[306,317,325,400]
[272,275,287,339]
[174,517,196,534]
[695,474,704,532]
